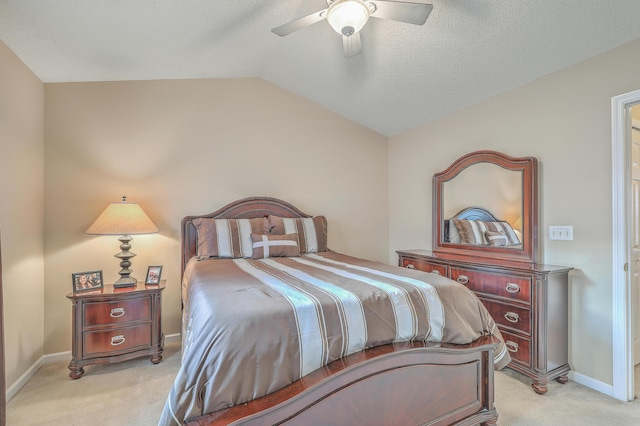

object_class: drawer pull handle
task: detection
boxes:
[406,264,415,270]
[506,340,519,353]
[431,270,441,276]
[456,275,469,284]
[110,335,126,346]
[504,312,520,323]
[110,308,125,318]
[505,283,521,293]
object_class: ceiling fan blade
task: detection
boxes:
[368,1,433,25]
[343,32,363,58]
[271,9,327,36]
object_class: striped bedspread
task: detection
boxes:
[159,251,509,425]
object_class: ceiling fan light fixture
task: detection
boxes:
[327,0,370,36]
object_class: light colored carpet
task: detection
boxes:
[495,367,640,425]
[6,343,640,425]
[6,341,181,426]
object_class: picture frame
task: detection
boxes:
[145,265,163,285]
[72,270,103,292]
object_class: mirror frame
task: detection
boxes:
[433,150,539,264]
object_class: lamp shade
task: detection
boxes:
[86,198,159,236]
[327,0,370,36]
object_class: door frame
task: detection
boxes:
[612,88,640,401]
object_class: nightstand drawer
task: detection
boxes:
[83,323,151,357]
[500,329,531,368]
[401,258,447,276]
[479,297,531,335]
[83,297,151,327]
[450,267,532,303]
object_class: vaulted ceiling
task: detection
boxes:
[2,0,640,136]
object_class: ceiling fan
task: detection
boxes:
[271,0,433,58]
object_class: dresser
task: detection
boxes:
[397,249,572,394]
[66,280,165,379]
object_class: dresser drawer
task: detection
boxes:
[500,329,531,368]
[479,297,531,335]
[83,323,152,357]
[449,267,532,303]
[401,258,447,276]
[83,296,151,327]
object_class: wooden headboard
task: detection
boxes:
[181,196,312,274]
[451,206,500,221]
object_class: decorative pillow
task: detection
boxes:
[193,217,267,259]
[446,220,461,243]
[485,230,509,247]
[267,215,328,253]
[451,219,487,245]
[251,233,300,259]
[452,219,520,246]
[486,221,520,244]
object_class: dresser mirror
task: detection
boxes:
[433,150,538,264]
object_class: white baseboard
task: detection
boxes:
[164,333,181,344]
[6,332,181,402]
[6,355,46,402]
[570,370,614,397]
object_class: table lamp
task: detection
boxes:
[86,196,159,288]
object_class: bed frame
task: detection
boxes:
[181,196,499,426]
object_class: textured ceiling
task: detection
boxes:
[1,0,640,136]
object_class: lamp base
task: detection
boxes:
[113,276,137,288]
[113,235,137,288]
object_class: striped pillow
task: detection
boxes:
[489,221,520,245]
[452,219,488,245]
[485,230,509,247]
[251,233,300,259]
[267,215,328,253]
[193,218,267,259]
[452,219,520,246]
[446,220,461,243]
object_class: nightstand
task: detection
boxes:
[66,280,165,379]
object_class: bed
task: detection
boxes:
[160,197,510,426]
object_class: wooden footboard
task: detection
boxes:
[185,336,499,426]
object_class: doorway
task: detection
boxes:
[632,108,640,399]
[612,89,640,401]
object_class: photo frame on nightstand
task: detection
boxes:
[145,266,163,285]
[72,270,103,292]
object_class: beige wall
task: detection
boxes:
[389,38,640,386]
[44,78,389,353]
[0,41,45,385]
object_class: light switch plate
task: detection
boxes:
[549,226,573,240]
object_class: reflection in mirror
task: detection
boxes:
[443,163,523,248]
[433,150,538,264]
